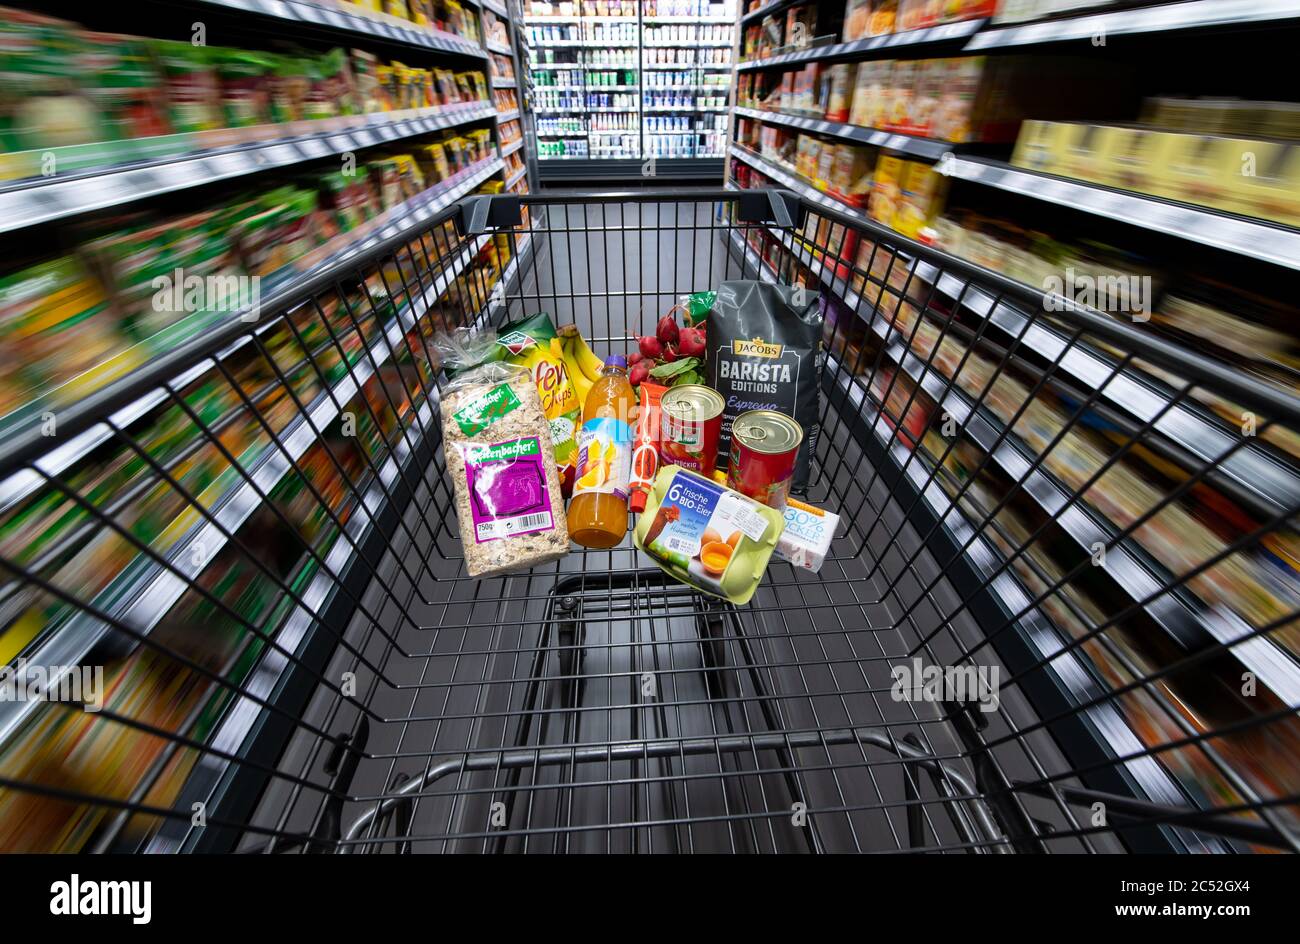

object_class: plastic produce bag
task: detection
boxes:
[437,357,568,578]
[706,280,823,488]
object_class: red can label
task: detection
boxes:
[727,436,799,509]
[660,386,724,477]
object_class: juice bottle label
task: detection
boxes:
[574,416,632,500]
[642,470,772,594]
[461,436,556,543]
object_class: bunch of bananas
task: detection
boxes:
[557,324,606,405]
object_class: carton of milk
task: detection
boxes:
[775,497,839,572]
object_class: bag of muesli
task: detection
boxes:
[438,356,569,578]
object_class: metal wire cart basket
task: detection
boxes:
[2,188,1299,854]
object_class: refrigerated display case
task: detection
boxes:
[523,0,736,180]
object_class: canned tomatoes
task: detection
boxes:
[660,385,724,477]
[727,410,804,508]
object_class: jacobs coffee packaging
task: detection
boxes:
[706,280,824,489]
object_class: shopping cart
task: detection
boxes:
[2,188,1299,854]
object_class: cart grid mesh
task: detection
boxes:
[0,190,1297,853]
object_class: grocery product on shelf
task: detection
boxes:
[633,464,785,604]
[0,255,132,419]
[1010,103,1300,228]
[569,356,635,549]
[743,0,993,53]
[0,9,494,183]
[743,54,1129,145]
[344,0,484,38]
[483,9,511,48]
[0,122,503,427]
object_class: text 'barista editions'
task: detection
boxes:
[715,338,797,395]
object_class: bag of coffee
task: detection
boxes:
[707,280,822,488]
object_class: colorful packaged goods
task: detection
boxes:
[884,59,916,133]
[82,208,247,340]
[843,0,872,40]
[634,465,785,604]
[868,154,904,228]
[231,188,323,280]
[150,40,223,134]
[630,382,667,514]
[893,159,948,238]
[726,409,804,509]
[215,49,275,128]
[306,48,357,118]
[76,32,171,142]
[270,56,310,123]
[660,384,725,478]
[870,0,899,34]
[1010,116,1300,229]
[706,281,823,488]
[774,496,840,572]
[825,63,853,124]
[493,313,584,496]
[784,4,818,47]
[0,9,101,152]
[350,49,388,112]
[439,360,570,578]
[849,60,890,130]
[321,170,381,229]
[0,256,128,414]
[390,153,426,200]
[829,143,874,205]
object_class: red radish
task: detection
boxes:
[661,343,678,363]
[629,363,651,387]
[638,335,663,359]
[627,351,644,366]
[656,315,680,345]
[678,326,706,358]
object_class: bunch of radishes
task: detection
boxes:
[628,311,707,389]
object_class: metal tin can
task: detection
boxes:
[660,384,724,477]
[727,410,804,508]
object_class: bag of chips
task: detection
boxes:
[494,312,583,496]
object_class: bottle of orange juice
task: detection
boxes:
[569,355,634,549]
